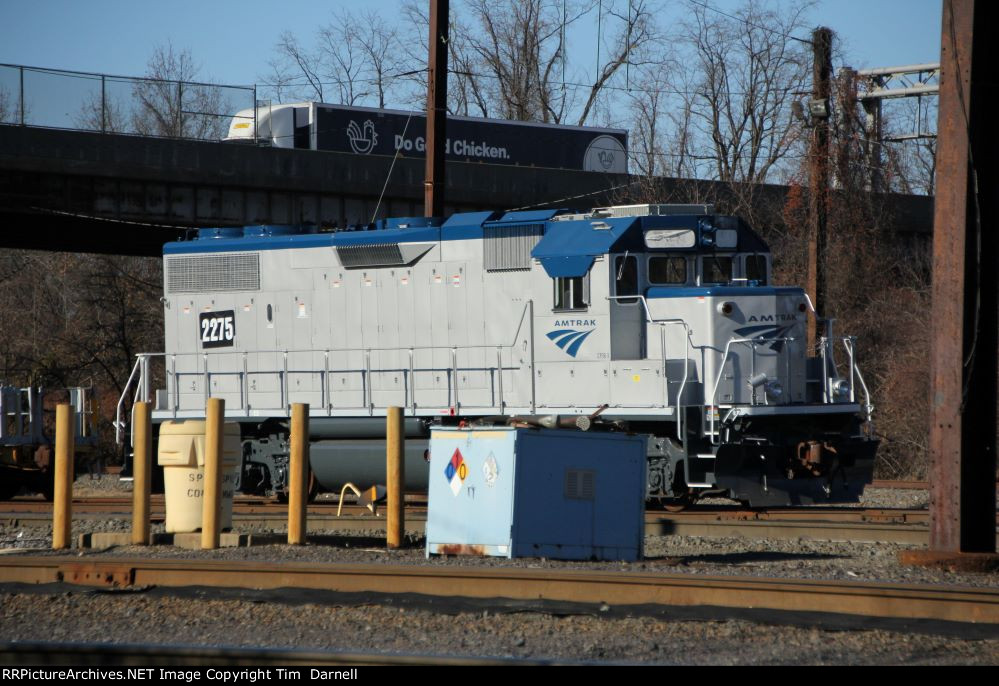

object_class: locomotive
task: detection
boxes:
[120,203,877,507]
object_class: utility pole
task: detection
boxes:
[806,27,833,352]
[424,0,449,218]
[916,0,997,563]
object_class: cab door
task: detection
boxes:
[609,253,645,360]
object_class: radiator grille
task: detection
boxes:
[336,243,404,268]
[165,253,260,293]
[484,223,544,271]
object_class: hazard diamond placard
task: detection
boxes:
[444,448,466,496]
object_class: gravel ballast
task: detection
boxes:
[1,477,997,665]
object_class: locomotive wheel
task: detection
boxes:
[276,472,320,503]
[662,491,693,512]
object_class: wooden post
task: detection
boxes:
[423,0,449,217]
[288,403,309,545]
[52,403,74,549]
[806,27,833,353]
[201,398,224,550]
[386,406,405,549]
[131,401,152,545]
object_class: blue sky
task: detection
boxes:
[1,0,942,86]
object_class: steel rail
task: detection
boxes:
[4,503,997,546]
[0,641,556,668]
[0,556,997,625]
[0,641,551,666]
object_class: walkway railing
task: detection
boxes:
[0,63,255,142]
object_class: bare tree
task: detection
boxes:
[628,61,670,177]
[131,44,230,139]
[0,86,13,123]
[443,0,655,125]
[885,136,936,195]
[0,250,163,462]
[74,91,128,133]
[264,32,328,102]
[456,0,571,122]
[677,0,812,184]
[262,9,404,107]
[354,10,406,109]
[575,0,656,126]
[880,96,938,195]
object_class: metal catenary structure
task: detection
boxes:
[117,203,877,507]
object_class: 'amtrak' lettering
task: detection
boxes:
[553,319,596,327]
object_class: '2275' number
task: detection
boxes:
[199,311,236,348]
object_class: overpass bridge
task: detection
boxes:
[0,123,933,257]
[0,124,637,256]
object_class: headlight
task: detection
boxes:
[764,379,783,400]
[831,379,851,399]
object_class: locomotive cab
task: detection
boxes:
[531,205,875,505]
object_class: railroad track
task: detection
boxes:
[0,641,550,666]
[0,555,997,628]
[0,498,947,523]
[3,499,997,545]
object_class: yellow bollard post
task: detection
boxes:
[201,397,224,550]
[131,401,152,545]
[386,406,404,549]
[52,403,74,550]
[288,403,309,545]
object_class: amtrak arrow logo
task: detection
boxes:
[546,328,595,357]
[734,324,794,352]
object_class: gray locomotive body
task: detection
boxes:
[135,204,876,506]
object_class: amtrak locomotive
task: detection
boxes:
[121,204,877,506]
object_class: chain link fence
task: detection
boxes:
[0,63,255,141]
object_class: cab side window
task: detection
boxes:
[702,255,732,284]
[649,255,687,285]
[745,255,768,284]
[614,255,639,304]
[553,275,589,311]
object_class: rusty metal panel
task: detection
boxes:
[928,0,997,553]
[58,562,135,587]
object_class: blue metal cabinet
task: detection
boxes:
[426,427,645,561]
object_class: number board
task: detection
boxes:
[199,310,236,348]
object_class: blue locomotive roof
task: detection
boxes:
[164,210,770,263]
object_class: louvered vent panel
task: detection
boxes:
[484,223,544,271]
[336,243,404,268]
[565,469,596,500]
[166,253,260,293]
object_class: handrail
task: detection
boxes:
[842,337,874,421]
[117,300,537,445]
[707,336,796,442]
[114,357,143,445]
